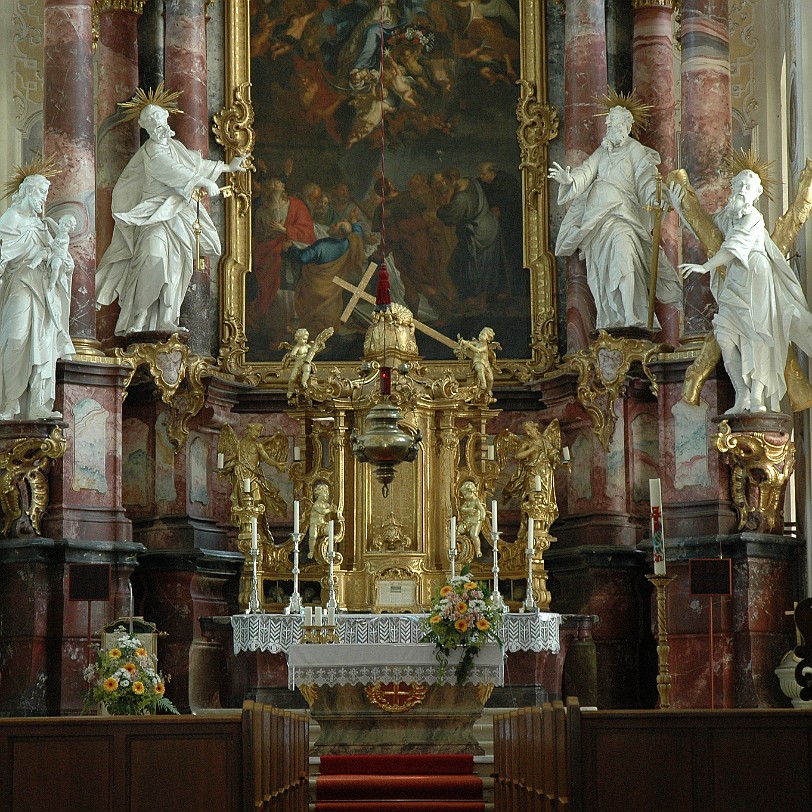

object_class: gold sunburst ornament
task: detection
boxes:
[595,87,653,137]
[118,82,184,124]
[724,146,775,202]
[2,152,61,200]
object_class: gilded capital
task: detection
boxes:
[632,0,674,8]
[93,0,147,13]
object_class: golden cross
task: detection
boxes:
[333,271,458,350]
[381,682,412,706]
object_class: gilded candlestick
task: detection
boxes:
[646,573,676,709]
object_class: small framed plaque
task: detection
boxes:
[376,580,418,610]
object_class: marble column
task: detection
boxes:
[165,0,214,355]
[96,0,144,346]
[679,0,731,343]
[43,0,99,356]
[633,0,680,347]
[563,0,607,352]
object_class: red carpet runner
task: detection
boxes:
[315,754,485,811]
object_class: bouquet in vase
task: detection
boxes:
[83,626,179,716]
[421,567,503,684]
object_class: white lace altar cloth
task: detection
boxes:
[286,643,504,689]
[231,612,560,655]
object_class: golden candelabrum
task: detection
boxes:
[646,573,676,710]
[300,625,339,644]
[231,482,265,613]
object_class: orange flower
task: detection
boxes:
[132,682,145,695]
[108,648,121,659]
[103,677,119,692]
[456,602,468,614]
[124,662,137,675]
[476,618,490,631]
[156,682,166,696]
[440,585,453,597]
[430,615,442,624]
[464,582,477,592]
[134,648,148,658]
[454,619,469,633]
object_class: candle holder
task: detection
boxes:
[448,546,458,579]
[326,549,338,614]
[490,529,506,612]
[523,545,538,612]
[245,546,263,615]
[646,573,676,709]
[288,532,304,615]
[301,624,339,644]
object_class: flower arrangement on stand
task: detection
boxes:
[83,626,179,716]
[422,566,503,685]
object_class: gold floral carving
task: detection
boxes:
[364,682,428,713]
[0,427,67,537]
[218,311,260,384]
[516,82,559,207]
[212,82,254,217]
[115,334,214,451]
[298,684,318,705]
[562,331,663,451]
[715,420,795,534]
[475,683,495,705]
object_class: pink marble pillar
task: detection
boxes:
[633,0,680,347]
[679,0,731,343]
[95,0,143,346]
[43,0,98,354]
[563,0,608,352]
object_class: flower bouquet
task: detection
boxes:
[83,626,179,716]
[421,567,503,685]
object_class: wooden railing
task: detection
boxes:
[0,704,309,812]
[243,700,309,811]
[493,698,572,810]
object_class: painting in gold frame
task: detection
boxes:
[215,0,559,383]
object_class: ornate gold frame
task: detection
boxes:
[214,0,557,385]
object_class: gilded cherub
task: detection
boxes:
[279,326,333,399]
[306,480,340,559]
[455,326,501,396]
[456,479,487,557]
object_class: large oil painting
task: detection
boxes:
[219,0,556,374]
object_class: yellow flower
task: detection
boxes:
[455,619,469,633]
[476,618,490,631]
[430,615,441,624]
[464,582,477,591]
[108,648,121,659]
[456,602,468,614]
[124,662,137,675]
[156,682,166,696]
[132,682,145,695]
[440,585,453,597]
[134,648,148,658]
[103,677,119,692]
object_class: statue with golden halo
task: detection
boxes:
[668,148,812,413]
[0,155,76,421]
[548,88,682,330]
[96,84,247,336]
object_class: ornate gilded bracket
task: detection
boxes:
[0,427,67,537]
[507,307,559,382]
[364,682,428,712]
[562,331,664,451]
[715,419,795,534]
[212,81,255,217]
[114,334,214,452]
[516,80,559,207]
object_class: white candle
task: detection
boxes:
[527,517,534,553]
[304,606,313,626]
[327,605,336,626]
[128,582,134,635]
[243,478,251,493]
[563,446,571,462]
[217,452,224,469]
[314,606,323,626]
[250,516,258,550]
[534,474,542,492]
[491,500,498,534]
[293,446,301,461]
[328,520,334,556]
[649,478,666,575]
[487,444,495,461]
[293,500,300,535]
[450,516,457,551]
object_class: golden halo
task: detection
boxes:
[118,82,184,124]
[724,146,775,202]
[2,152,60,200]
[595,87,653,136]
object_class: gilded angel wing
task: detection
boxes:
[541,418,561,451]
[217,424,239,464]
[260,431,291,468]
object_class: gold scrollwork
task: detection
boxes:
[516,81,559,206]
[298,684,319,706]
[715,420,795,534]
[212,82,255,217]
[562,331,664,451]
[364,682,428,713]
[115,334,215,451]
[0,427,67,537]
[218,311,260,384]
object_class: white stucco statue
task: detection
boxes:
[96,85,246,335]
[0,171,76,420]
[548,94,682,329]
[672,168,812,413]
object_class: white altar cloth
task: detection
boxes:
[231,612,560,655]
[286,643,504,689]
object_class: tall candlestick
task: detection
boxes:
[293,500,300,535]
[243,478,251,493]
[250,516,258,551]
[450,516,457,551]
[649,478,666,575]
[293,446,301,461]
[534,474,542,492]
[128,582,134,635]
[527,517,534,552]
[328,520,334,556]
[217,452,224,469]
[491,500,498,534]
